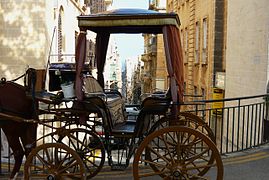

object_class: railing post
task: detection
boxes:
[263,94,269,141]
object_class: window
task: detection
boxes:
[202,18,208,64]
[201,88,205,99]
[194,86,198,100]
[184,27,188,63]
[195,22,200,64]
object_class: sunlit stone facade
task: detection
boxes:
[0,0,88,85]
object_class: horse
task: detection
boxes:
[0,69,38,179]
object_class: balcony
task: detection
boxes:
[141,53,149,62]
[148,44,157,54]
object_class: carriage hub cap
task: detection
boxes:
[47,174,56,180]
[172,170,181,178]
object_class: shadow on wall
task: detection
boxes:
[0,1,47,82]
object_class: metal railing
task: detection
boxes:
[181,93,269,154]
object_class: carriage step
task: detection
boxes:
[111,164,128,171]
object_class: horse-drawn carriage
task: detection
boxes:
[0,9,223,179]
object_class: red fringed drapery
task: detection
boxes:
[163,25,184,116]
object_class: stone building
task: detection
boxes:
[0,0,87,85]
[168,0,269,100]
[103,37,122,92]
[143,0,225,101]
[0,0,89,163]
[88,0,112,14]
[225,0,269,98]
[141,0,168,97]
[167,0,226,101]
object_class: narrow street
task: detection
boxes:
[1,143,269,179]
[92,144,269,180]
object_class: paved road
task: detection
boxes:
[2,144,269,179]
[221,145,269,180]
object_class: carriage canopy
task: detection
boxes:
[75,8,184,107]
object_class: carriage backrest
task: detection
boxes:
[83,75,104,95]
[83,75,125,125]
[83,96,114,133]
[134,93,172,137]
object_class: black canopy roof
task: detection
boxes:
[77,8,180,34]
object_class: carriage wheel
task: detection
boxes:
[24,143,86,180]
[53,128,105,179]
[149,112,215,142]
[147,113,216,176]
[133,126,223,180]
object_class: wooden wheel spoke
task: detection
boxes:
[44,147,52,164]
[52,129,105,179]
[161,134,176,164]
[146,144,171,164]
[58,160,80,174]
[84,156,101,168]
[24,143,86,179]
[35,153,51,169]
[156,133,177,146]
[185,147,210,165]
[180,131,192,145]
[186,149,211,163]
[68,135,84,151]
[57,152,78,173]
[28,163,47,171]
[133,126,223,180]
[141,159,168,169]
[50,134,61,143]
[56,147,67,159]
[184,136,199,147]
[149,149,173,162]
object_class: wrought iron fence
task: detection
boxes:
[181,93,269,154]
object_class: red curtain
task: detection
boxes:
[75,31,87,101]
[163,25,184,115]
[96,32,110,88]
[75,30,87,124]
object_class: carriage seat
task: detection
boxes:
[83,75,125,125]
[110,90,172,137]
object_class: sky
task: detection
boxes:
[110,0,149,62]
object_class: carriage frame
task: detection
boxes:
[0,8,223,180]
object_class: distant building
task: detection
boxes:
[125,56,141,104]
[87,0,112,14]
[141,0,169,98]
[131,59,142,104]
[104,37,122,92]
